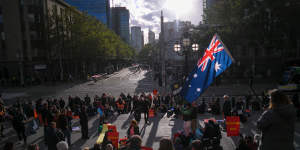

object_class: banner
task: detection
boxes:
[153,89,158,95]
[226,116,240,136]
[149,109,155,118]
[107,124,117,132]
[107,132,119,148]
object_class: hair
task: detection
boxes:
[83,147,89,150]
[105,144,113,150]
[27,144,39,150]
[191,140,203,150]
[3,142,14,150]
[56,141,68,150]
[269,89,291,109]
[129,135,142,148]
[158,138,174,150]
[131,120,137,127]
[92,144,101,150]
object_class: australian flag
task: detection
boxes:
[181,34,234,103]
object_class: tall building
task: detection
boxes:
[111,7,130,44]
[0,0,78,85]
[65,0,110,27]
[130,26,143,53]
[148,30,155,44]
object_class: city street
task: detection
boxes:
[1,67,300,150]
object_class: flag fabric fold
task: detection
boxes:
[181,34,234,103]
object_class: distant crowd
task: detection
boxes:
[0,89,299,150]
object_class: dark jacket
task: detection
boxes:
[257,104,296,150]
[223,100,232,116]
[45,127,65,150]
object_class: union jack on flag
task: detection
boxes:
[181,34,234,103]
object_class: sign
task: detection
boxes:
[34,64,47,70]
[107,132,119,148]
[153,89,158,95]
[149,109,155,118]
[226,116,240,136]
[107,124,117,132]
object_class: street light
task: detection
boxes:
[173,38,199,77]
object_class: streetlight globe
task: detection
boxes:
[174,44,181,52]
[192,44,199,51]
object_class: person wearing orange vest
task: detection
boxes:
[116,98,125,115]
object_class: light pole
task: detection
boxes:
[174,39,199,77]
[16,49,24,86]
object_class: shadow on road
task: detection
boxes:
[134,71,153,94]
[144,113,164,147]
[121,113,134,129]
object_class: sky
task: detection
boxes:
[112,0,203,44]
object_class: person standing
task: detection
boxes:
[79,106,89,139]
[0,101,5,138]
[223,95,232,119]
[45,122,65,150]
[127,120,140,138]
[257,89,297,150]
[11,107,27,145]
[57,109,71,146]
[182,103,192,136]
[142,97,150,124]
[191,102,198,134]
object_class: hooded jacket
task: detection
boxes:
[257,104,296,150]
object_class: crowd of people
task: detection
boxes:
[0,89,299,150]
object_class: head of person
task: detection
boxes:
[223,95,229,101]
[158,138,174,150]
[50,122,56,128]
[191,140,203,150]
[269,89,291,109]
[131,120,138,127]
[105,144,113,150]
[129,135,142,148]
[27,144,39,150]
[92,144,101,150]
[56,141,68,150]
[83,147,89,150]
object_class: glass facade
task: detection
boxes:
[111,7,129,44]
[65,0,110,26]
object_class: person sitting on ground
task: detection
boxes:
[158,138,175,150]
[105,144,114,150]
[257,89,297,150]
[126,135,142,150]
[91,144,101,150]
[127,120,140,138]
[173,137,184,150]
[191,140,203,150]
[27,144,39,150]
[56,141,69,150]
[3,142,14,150]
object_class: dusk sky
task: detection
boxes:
[112,0,203,43]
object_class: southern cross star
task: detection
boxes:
[193,73,198,78]
[215,61,221,72]
[197,88,201,92]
